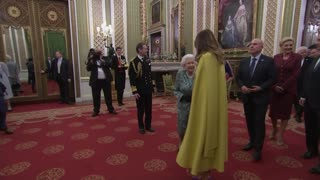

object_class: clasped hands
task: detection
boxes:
[241,85,262,94]
[274,86,284,93]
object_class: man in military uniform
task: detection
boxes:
[129,42,154,134]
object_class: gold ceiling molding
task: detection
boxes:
[114,0,125,51]
[139,0,147,42]
[263,0,278,56]
[196,0,204,33]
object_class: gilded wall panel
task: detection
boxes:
[263,0,278,56]
[92,0,104,49]
[127,0,142,59]
[205,0,211,29]
[183,0,193,54]
[38,2,67,28]
[76,0,90,77]
[255,0,264,38]
[0,0,30,26]
[114,0,125,52]
[139,0,147,42]
[292,0,302,47]
[196,0,204,33]
[178,0,185,58]
[281,0,295,38]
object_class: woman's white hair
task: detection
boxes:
[180,54,196,68]
[295,46,308,53]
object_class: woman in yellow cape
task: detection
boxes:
[176,29,228,179]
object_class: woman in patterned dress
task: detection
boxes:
[174,54,196,145]
[269,37,302,145]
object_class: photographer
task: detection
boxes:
[87,49,117,117]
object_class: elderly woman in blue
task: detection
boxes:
[174,54,196,145]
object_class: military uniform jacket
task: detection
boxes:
[129,56,153,94]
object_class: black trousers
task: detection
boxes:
[30,74,35,92]
[243,100,268,152]
[304,103,320,157]
[135,92,152,130]
[92,79,114,113]
[117,89,124,104]
[0,97,7,130]
[57,75,69,102]
[294,98,304,118]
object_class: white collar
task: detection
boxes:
[137,55,144,61]
[250,53,261,61]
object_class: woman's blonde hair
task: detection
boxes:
[194,29,224,64]
[279,37,294,47]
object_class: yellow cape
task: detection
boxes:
[176,52,228,175]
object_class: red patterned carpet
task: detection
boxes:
[0,97,319,180]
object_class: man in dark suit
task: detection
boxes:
[42,51,71,103]
[295,46,313,123]
[26,58,35,93]
[52,51,70,104]
[299,41,320,174]
[129,42,154,134]
[0,81,13,134]
[46,56,53,80]
[236,39,276,161]
[87,49,117,117]
[111,47,128,106]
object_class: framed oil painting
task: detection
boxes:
[216,0,257,50]
[151,0,161,25]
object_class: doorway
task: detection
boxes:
[0,0,74,103]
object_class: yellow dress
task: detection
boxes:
[176,52,228,175]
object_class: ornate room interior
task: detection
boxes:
[1,0,320,180]
[0,0,315,103]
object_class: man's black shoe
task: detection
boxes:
[242,143,253,151]
[253,151,262,161]
[139,129,145,134]
[146,128,155,132]
[309,166,320,174]
[302,151,318,159]
[91,112,99,117]
[109,110,118,115]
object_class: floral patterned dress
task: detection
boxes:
[174,69,194,138]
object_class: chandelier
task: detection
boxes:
[307,23,319,34]
[96,23,113,47]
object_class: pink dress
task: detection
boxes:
[269,53,301,120]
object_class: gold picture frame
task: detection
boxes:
[215,0,258,55]
[151,0,162,27]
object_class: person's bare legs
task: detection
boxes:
[270,118,277,140]
[277,119,288,145]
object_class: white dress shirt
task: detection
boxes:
[57,58,62,74]
[97,60,106,79]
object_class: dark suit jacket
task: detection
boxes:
[111,54,128,90]
[86,57,113,87]
[302,58,320,109]
[51,58,69,81]
[236,54,277,104]
[128,56,152,94]
[297,57,313,97]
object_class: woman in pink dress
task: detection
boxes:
[269,37,302,145]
